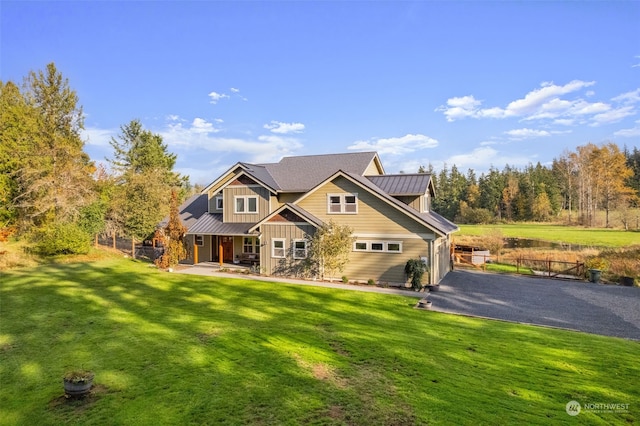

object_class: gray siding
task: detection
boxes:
[223,186,271,223]
[261,223,316,277]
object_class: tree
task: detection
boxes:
[13,63,94,230]
[307,220,355,281]
[107,119,186,242]
[155,190,187,269]
[0,81,35,227]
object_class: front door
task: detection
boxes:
[220,236,234,263]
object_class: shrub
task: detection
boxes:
[341,275,349,284]
[34,222,91,256]
[367,279,376,286]
[405,259,428,290]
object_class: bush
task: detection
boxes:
[34,222,91,256]
[367,279,376,286]
[341,276,349,284]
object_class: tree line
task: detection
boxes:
[422,143,639,228]
[1,63,188,255]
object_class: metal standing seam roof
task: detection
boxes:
[366,174,432,196]
[187,213,256,236]
[159,194,208,229]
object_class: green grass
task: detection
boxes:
[1,256,638,425]
[484,262,533,275]
[458,223,639,247]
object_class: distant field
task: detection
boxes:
[457,224,639,248]
[1,255,638,424]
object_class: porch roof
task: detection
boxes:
[186,213,256,236]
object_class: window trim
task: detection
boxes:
[353,240,402,253]
[195,235,204,246]
[271,238,286,258]
[327,193,358,214]
[215,196,223,210]
[293,239,308,259]
[234,195,259,214]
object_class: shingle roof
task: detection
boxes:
[187,213,256,235]
[243,152,379,192]
[366,174,432,196]
[159,194,208,229]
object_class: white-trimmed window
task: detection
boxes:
[327,193,358,214]
[293,239,308,259]
[353,240,402,253]
[215,196,223,210]
[272,238,285,258]
[243,237,260,254]
[195,235,204,246]
[235,195,258,214]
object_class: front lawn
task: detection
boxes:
[1,256,638,425]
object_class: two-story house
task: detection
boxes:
[175,152,458,285]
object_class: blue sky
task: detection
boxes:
[2,1,639,184]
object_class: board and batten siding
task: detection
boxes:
[260,223,316,276]
[207,171,239,212]
[223,185,271,223]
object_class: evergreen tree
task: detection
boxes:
[6,63,94,231]
[107,119,186,241]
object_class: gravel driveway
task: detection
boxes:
[430,270,640,340]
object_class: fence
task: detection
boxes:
[95,235,163,261]
[454,252,586,279]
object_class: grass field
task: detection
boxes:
[457,223,639,248]
[1,254,638,425]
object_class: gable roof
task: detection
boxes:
[294,170,458,236]
[366,174,433,196]
[259,152,382,192]
[248,203,324,233]
[203,152,384,195]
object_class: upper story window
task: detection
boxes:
[423,195,430,212]
[215,196,223,210]
[327,193,358,214]
[235,195,258,214]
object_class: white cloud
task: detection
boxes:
[505,80,595,116]
[348,133,438,155]
[632,56,640,68]
[437,80,640,130]
[504,128,551,139]
[208,91,230,104]
[444,146,533,172]
[614,120,640,137]
[191,118,220,134]
[590,106,635,126]
[230,87,240,93]
[82,126,116,146]
[612,88,640,104]
[263,121,305,134]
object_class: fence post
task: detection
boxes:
[132,238,135,259]
[112,233,116,249]
[548,258,551,277]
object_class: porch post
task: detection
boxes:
[219,238,223,266]
[194,241,199,264]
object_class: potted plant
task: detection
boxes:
[405,259,428,291]
[585,257,609,283]
[63,369,94,397]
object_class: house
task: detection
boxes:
[175,152,458,285]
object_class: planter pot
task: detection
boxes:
[63,371,94,397]
[620,276,635,287]
[426,284,440,292]
[63,378,93,397]
[588,269,602,283]
[417,298,432,309]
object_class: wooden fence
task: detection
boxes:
[454,252,586,279]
